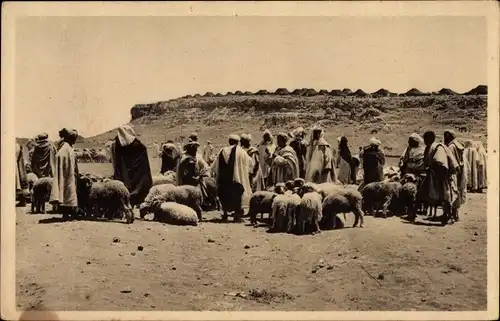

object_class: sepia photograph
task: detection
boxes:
[1,1,499,320]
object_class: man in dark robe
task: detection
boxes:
[211,134,252,223]
[160,141,180,174]
[177,141,201,186]
[30,133,56,178]
[111,125,153,207]
[362,137,386,185]
[288,127,307,179]
[16,142,29,207]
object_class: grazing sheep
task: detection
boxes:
[150,201,198,226]
[316,182,344,199]
[87,179,134,223]
[27,172,39,197]
[400,173,420,220]
[139,184,176,218]
[266,183,287,195]
[31,177,53,214]
[321,187,364,229]
[139,185,203,221]
[270,194,290,232]
[248,191,278,226]
[285,180,295,191]
[201,176,222,211]
[361,181,403,218]
[296,191,323,235]
[286,192,302,233]
[152,173,177,186]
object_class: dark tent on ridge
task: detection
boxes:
[234,90,244,95]
[291,88,307,95]
[318,89,329,95]
[255,89,270,95]
[403,88,428,96]
[464,85,487,95]
[194,94,202,98]
[226,91,234,96]
[244,91,253,95]
[185,94,193,98]
[204,92,215,97]
[438,88,459,95]
[342,88,353,95]
[329,89,343,96]
[215,93,223,97]
[371,88,395,98]
[353,89,369,97]
[275,88,290,95]
[303,88,318,97]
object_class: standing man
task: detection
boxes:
[288,127,308,179]
[211,134,252,222]
[268,133,300,186]
[444,130,467,221]
[305,126,337,184]
[361,137,385,185]
[50,128,79,220]
[240,134,260,192]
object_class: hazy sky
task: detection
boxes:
[15,16,487,139]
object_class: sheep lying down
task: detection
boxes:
[139,184,203,221]
[150,201,198,226]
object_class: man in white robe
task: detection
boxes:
[305,126,337,183]
[256,129,276,190]
[49,128,79,220]
[463,140,479,192]
[268,133,300,185]
[475,141,487,192]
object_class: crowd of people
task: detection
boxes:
[15,123,487,225]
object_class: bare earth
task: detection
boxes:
[16,163,487,311]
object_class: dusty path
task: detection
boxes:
[16,193,486,311]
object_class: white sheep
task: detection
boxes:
[139,185,203,221]
[321,186,365,229]
[152,171,177,186]
[139,183,176,218]
[150,201,198,226]
[270,194,290,232]
[296,191,323,235]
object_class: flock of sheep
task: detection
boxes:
[74,147,111,163]
[26,163,429,235]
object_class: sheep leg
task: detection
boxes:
[286,209,294,233]
[382,196,392,218]
[312,214,321,234]
[353,205,365,228]
[41,201,46,214]
[31,196,35,214]
[196,205,203,221]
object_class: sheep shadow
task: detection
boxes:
[205,217,245,224]
[400,219,446,227]
[38,216,130,225]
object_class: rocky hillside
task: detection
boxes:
[83,86,488,157]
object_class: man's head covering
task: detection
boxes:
[240,133,252,142]
[65,129,78,142]
[206,140,212,144]
[444,129,456,140]
[117,125,137,147]
[277,132,289,143]
[463,139,474,148]
[369,137,381,147]
[290,126,305,138]
[59,128,70,139]
[229,134,240,142]
[184,141,200,150]
[409,132,423,144]
[188,132,198,142]
[35,133,49,142]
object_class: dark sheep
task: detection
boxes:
[361,181,403,218]
[31,177,53,214]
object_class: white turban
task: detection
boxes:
[117,124,137,147]
[369,137,381,146]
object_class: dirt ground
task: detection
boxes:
[16,162,487,311]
